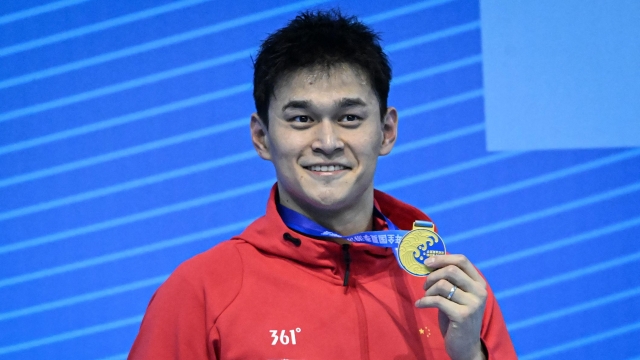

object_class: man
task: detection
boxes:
[129,10,517,359]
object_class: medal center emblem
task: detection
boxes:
[398,228,446,276]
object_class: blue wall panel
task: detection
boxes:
[1,1,639,359]
[481,0,640,150]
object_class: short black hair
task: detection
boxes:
[253,9,392,126]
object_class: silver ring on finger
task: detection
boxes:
[446,285,457,300]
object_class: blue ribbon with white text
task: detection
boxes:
[277,203,415,259]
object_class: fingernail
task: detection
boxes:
[425,256,435,265]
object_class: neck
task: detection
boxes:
[278,188,375,238]
[310,203,374,237]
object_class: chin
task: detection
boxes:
[307,189,354,210]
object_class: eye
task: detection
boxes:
[340,114,362,122]
[290,115,312,123]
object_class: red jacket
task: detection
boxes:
[129,187,517,359]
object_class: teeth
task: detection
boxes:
[309,165,345,172]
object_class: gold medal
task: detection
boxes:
[397,221,446,276]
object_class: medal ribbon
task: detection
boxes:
[277,203,434,262]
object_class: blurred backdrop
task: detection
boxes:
[0,0,639,359]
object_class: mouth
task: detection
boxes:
[304,164,350,172]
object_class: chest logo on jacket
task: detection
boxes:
[419,326,432,337]
[270,328,302,345]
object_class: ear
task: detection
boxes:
[250,113,272,161]
[379,107,398,156]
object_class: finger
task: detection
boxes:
[415,294,465,322]
[423,264,484,295]
[425,254,486,285]
[424,279,473,306]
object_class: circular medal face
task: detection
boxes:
[398,229,446,276]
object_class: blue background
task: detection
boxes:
[0,0,639,359]
[481,0,640,150]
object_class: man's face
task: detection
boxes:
[251,64,397,215]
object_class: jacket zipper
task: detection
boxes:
[342,243,351,286]
[341,244,370,359]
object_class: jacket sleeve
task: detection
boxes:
[480,283,518,359]
[128,272,217,360]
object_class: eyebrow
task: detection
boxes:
[281,100,311,112]
[336,97,367,108]
[281,97,367,112]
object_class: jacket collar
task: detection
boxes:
[233,184,434,284]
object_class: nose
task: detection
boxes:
[311,120,344,155]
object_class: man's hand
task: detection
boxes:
[415,255,487,360]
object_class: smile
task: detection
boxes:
[306,165,349,172]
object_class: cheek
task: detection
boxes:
[274,142,301,160]
[363,145,383,173]
[270,141,304,172]
[355,137,383,160]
